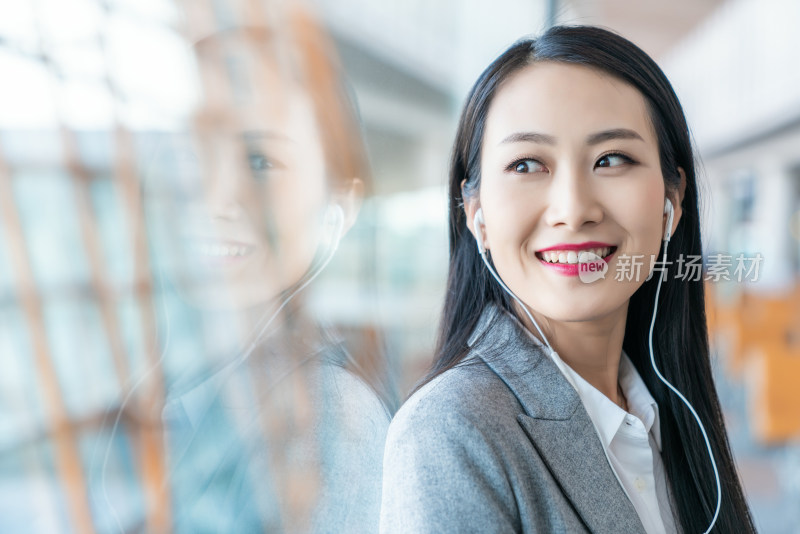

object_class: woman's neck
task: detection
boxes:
[517,302,629,410]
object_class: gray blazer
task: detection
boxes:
[380,305,649,533]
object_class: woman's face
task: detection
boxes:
[150,41,330,310]
[469,62,682,324]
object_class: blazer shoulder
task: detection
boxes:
[389,358,522,440]
[381,360,523,533]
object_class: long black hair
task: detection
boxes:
[426,25,756,533]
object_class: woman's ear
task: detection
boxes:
[666,168,687,237]
[461,179,487,250]
[332,178,364,235]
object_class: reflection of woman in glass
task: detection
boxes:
[147,5,391,533]
[381,27,755,533]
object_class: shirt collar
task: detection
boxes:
[550,349,662,452]
[618,351,662,450]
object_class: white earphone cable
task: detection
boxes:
[233,205,345,368]
[476,203,722,533]
[479,250,554,354]
[473,209,554,353]
[100,206,344,533]
[648,237,721,534]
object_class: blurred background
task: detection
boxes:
[0,0,798,532]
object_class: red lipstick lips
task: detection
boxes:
[536,241,615,252]
[535,241,617,277]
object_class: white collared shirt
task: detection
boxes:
[548,349,678,534]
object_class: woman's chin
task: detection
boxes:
[524,296,630,325]
[176,281,280,312]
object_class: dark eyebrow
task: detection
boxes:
[241,130,292,143]
[499,128,644,146]
[586,128,644,145]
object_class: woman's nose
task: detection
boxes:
[202,141,248,221]
[542,167,603,230]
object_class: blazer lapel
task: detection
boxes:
[518,412,646,533]
[470,305,646,534]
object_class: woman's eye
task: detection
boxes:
[248,152,274,174]
[510,159,546,174]
[596,153,634,168]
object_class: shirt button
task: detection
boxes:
[634,478,646,492]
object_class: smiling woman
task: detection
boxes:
[141,4,391,533]
[380,26,756,534]
[151,23,363,310]
[473,62,671,324]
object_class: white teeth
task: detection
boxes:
[541,247,613,264]
[196,243,249,257]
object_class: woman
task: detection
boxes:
[380,26,755,534]
[143,4,392,532]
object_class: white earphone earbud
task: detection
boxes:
[472,197,719,534]
[653,196,722,534]
[473,208,486,254]
[470,206,554,354]
[663,198,674,242]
